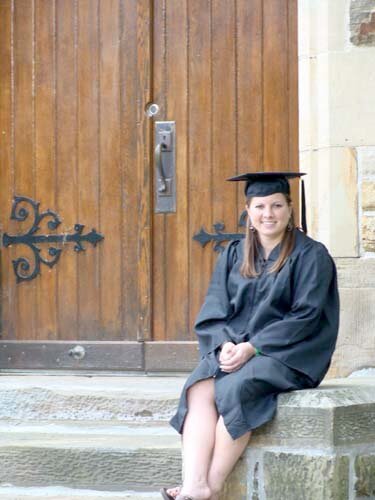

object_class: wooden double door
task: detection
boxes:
[0,0,298,372]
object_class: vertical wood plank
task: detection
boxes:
[263,0,289,169]
[288,0,300,217]
[76,0,100,340]
[212,0,237,241]
[237,0,263,214]
[35,0,57,340]
[120,0,139,340]
[151,0,167,341]
[99,0,122,340]
[13,0,37,339]
[0,0,15,339]
[188,0,213,334]
[55,0,78,340]
[136,0,152,340]
[163,0,189,341]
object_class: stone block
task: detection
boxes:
[362,181,375,210]
[0,376,184,422]
[298,0,349,57]
[300,147,358,257]
[263,452,349,500]
[350,0,375,46]
[220,455,249,500]
[355,454,375,497]
[361,215,375,251]
[250,383,375,448]
[328,51,375,147]
[357,146,375,177]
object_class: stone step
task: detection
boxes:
[0,423,181,491]
[0,486,161,500]
[0,486,164,500]
[0,375,186,423]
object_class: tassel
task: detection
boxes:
[301,179,307,234]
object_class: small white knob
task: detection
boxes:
[145,102,160,117]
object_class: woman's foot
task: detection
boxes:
[177,484,211,499]
[162,485,181,499]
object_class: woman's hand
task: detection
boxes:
[219,342,255,373]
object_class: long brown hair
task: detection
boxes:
[240,194,296,278]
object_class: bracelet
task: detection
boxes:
[254,346,261,356]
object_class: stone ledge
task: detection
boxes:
[251,379,375,449]
[222,378,375,500]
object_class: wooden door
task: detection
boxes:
[149,0,298,370]
[0,0,298,372]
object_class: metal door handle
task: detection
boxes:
[155,143,167,192]
[154,121,176,213]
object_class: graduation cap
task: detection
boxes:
[227,171,307,233]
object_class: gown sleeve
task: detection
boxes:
[249,241,339,354]
[194,240,239,358]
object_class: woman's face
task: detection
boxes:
[246,193,292,242]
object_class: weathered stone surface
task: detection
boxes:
[358,146,375,177]
[331,287,375,377]
[0,427,181,490]
[251,383,375,448]
[263,452,349,500]
[362,181,375,210]
[350,0,375,46]
[0,486,160,500]
[220,455,248,500]
[0,376,184,422]
[355,454,375,497]
[336,258,375,288]
[362,216,375,252]
[300,148,358,257]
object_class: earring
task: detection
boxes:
[287,220,293,231]
[249,221,256,232]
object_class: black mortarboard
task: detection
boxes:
[227,171,307,233]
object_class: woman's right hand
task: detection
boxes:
[219,342,236,363]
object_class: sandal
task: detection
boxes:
[160,486,182,500]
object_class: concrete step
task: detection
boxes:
[0,486,161,499]
[0,423,181,491]
[0,375,186,423]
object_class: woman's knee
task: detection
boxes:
[186,378,215,406]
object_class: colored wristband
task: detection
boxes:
[254,346,262,356]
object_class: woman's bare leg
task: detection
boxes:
[167,378,218,499]
[207,416,251,500]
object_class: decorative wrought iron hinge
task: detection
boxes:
[193,210,247,253]
[2,196,104,283]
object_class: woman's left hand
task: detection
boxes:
[219,342,255,373]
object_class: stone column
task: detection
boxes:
[298,0,375,376]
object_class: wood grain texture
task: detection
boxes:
[0,0,298,366]
[187,0,213,337]
[164,0,189,341]
[35,0,57,340]
[0,0,152,347]
[136,0,152,341]
[0,0,15,339]
[121,0,140,340]
[152,0,299,342]
[98,0,122,340]
[13,0,37,339]
[76,0,100,340]
[55,0,79,341]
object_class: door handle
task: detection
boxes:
[155,143,167,193]
[154,121,176,213]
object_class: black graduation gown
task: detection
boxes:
[169,229,340,440]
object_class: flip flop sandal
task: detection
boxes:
[160,487,182,500]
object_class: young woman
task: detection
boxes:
[161,172,340,500]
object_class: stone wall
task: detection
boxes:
[222,378,375,500]
[298,0,375,377]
